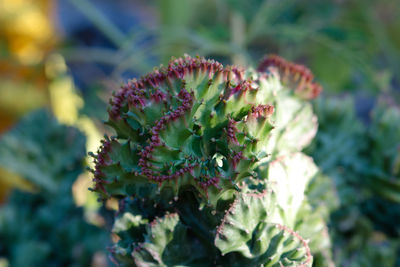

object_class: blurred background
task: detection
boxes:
[0,0,399,266]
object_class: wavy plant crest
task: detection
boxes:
[91,55,330,266]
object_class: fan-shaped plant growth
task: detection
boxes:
[91,55,332,266]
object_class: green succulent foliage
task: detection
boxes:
[265,154,335,266]
[214,191,312,266]
[302,173,338,267]
[261,153,318,227]
[257,77,318,157]
[294,201,333,267]
[93,55,333,266]
[94,57,278,205]
[0,110,108,267]
[131,213,208,267]
[110,193,215,266]
[214,190,275,256]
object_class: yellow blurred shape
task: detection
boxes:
[72,172,105,227]
[106,198,119,211]
[46,54,103,159]
[45,53,68,78]
[0,0,54,133]
[47,54,84,125]
[46,54,105,213]
[0,167,36,203]
[72,172,93,207]
[0,0,55,64]
[46,54,106,217]
[0,79,47,117]
[76,116,103,155]
[49,76,83,124]
[47,54,103,158]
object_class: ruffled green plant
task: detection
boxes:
[91,55,331,266]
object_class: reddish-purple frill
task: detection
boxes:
[109,55,245,119]
[250,104,274,118]
[226,119,240,145]
[138,88,194,183]
[91,137,113,195]
[257,55,322,99]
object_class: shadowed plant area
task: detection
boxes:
[0,111,108,267]
[0,0,399,266]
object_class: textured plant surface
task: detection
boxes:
[0,110,108,267]
[91,55,332,266]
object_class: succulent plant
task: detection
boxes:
[91,55,330,266]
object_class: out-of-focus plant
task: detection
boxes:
[0,50,104,210]
[306,96,367,206]
[363,99,400,202]
[0,110,109,267]
[360,99,400,250]
[89,54,336,266]
[307,95,400,266]
[45,52,107,221]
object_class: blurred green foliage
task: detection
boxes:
[0,110,86,192]
[307,96,400,266]
[0,110,108,267]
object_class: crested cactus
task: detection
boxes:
[91,55,329,266]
